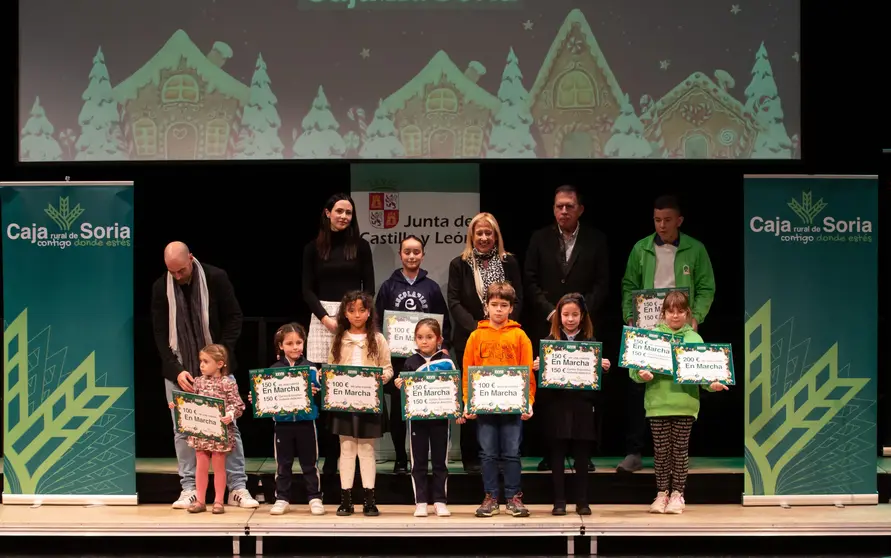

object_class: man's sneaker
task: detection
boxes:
[309,498,325,515]
[506,492,530,517]
[227,488,260,508]
[475,493,499,517]
[649,491,669,513]
[434,502,451,517]
[172,490,197,509]
[664,491,685,514]
[270,499,290,515]
[414,503,428,517]
[616,453,643,473]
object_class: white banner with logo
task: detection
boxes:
[351,163,479,461]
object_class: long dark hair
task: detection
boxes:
[330,290,380,362]
[316,193,360,260]
[549,292,594,340]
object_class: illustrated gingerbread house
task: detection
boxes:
[527,9,628,158]
[639,71,760,159]
[112,29,250,160]
[380,50,501,158]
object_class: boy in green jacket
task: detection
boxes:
[617,195,716,474]
[630,291,727,514]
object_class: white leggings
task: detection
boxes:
[339,436,376,490]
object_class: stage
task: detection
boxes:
[0,457,890,555]
[0,502,889,556]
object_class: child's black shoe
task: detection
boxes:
[363,488,380,516]
[576,504,592,515]
[336,488,353,516]
[552,503,567,516]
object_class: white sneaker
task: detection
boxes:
[227,488,260,509]
[309,498,325,515]
[270,499,290,515]
[664,491,685,514]
[649,491,669,514]
[172,489,197,509]
[434,502,451,517]
[414,503,428,517]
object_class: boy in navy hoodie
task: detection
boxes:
[374,235,452,473]
[267,322,324,515]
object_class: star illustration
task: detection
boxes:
[523,20,534,30]
[659,59,671,70]
[360,48,371,59]
[730,4,741,14]
[792,51,800,62]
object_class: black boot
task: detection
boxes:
[363,488,380,516]
[336,489,353,516]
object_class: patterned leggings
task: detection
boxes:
[649,416,694,494]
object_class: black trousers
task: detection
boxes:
[551,438,591,506]
[625,381,649,455]
[385,381,408,462]
[274,421,322,502]
[409,419,450,504]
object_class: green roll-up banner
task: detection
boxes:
[743,174,878,506]
[1,181,136,505]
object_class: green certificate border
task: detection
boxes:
[400,370,463,420]
[538,340,602,391]
[617,326,678,376]
[320,364,384,414]
[382,310,445,357]
[249,366,314,419]
[672,343,736,385]
[171,390,228,444]
[466,366,530,415]
[631,287,690,329]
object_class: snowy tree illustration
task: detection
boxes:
[234,53,284,159]
[487,47,536,158]
[604,94,653,158]
[75,46,126,160]
[292,85,346,158]
[359,100,404,158]
[745,42,792,158]
[20,97,63,161]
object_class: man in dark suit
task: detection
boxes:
[524,185,609,471]
[151,241,259,510]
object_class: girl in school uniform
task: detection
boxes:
[394,318,455,518]
[630,290,728,514]
[375,234,452,474]
[532,293,609,516]
[327,290,394,517]
[266,322,324,516]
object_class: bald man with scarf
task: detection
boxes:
[151,241,259,510]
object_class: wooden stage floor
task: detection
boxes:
[1,503,890,556]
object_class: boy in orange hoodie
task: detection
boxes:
[462,282,534,518]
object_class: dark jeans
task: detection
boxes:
[477,414,523,498]
[274,421,322,502]
[409,419,450,503]
[626,381,649,455]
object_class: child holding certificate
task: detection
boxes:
[394,318,455,518]
[174,344,245,515]
[532,293,610,516]
[267,323,324,516]
[463,282,534,518]
[630,291,728,515]
[328,290,394,517]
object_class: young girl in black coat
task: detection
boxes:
[532,293,610,516]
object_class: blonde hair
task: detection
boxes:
[200,344,229,371]
[460,212,509,261]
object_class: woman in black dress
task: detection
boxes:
[302,193,375,473]
[446,212,523,472]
